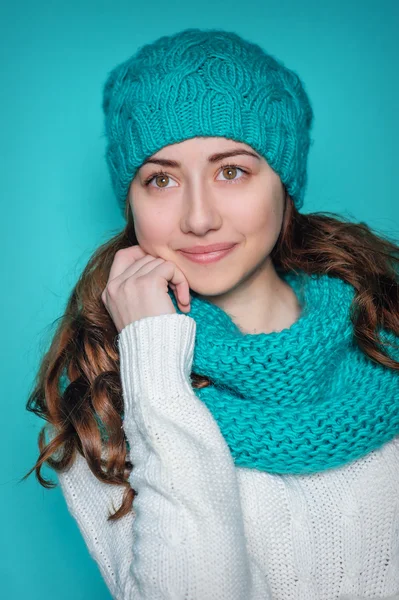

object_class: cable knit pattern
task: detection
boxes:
[55,314,399,599]
[101,27,314,213]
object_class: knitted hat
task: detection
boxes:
[102,27,314,214]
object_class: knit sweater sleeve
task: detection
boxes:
[56,313,271,600]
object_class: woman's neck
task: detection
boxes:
[236,277,302,335]
[199,261,303,336]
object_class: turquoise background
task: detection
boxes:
[2,0,398,598]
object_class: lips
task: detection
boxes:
[178,244,237,264]
[179,243,237,254]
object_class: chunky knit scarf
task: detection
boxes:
[169,270,399,474]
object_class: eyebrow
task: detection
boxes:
[141,149,261,169]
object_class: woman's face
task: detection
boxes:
[128,136,286,299]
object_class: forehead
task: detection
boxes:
[141,137,261,169]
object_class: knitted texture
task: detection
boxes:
[101,27,314,214]
[55,313,399,599]
[165,269,399,474]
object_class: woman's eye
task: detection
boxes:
[145,172,177,190]
[144,164,248,191]
[216,165,246,183]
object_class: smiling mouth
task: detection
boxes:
[178,244,238,264]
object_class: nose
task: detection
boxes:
[180,180,223,235]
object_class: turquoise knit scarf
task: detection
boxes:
[169,270,399,474]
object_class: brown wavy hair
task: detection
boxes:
[21,190,399,521]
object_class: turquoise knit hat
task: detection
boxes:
[102,27,314,214]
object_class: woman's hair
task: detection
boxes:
[21,190,399,521]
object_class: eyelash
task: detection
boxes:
[143,163,249,190]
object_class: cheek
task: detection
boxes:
[235,198,282,237]
[132,206,175,246]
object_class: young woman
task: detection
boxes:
[23,27,399,600]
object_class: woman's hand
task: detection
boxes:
[101,245,191,333]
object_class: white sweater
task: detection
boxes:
[57,313,399,600]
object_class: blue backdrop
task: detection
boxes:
[2,0,398,598]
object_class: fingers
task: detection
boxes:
[105,245,191,313]
[111,255,162,286]
[130,258,190,310]
[158,261,191,307]
[121,257,165,282]
[107,245,147,283]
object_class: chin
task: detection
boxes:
[189,276,239,299]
